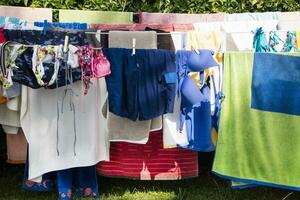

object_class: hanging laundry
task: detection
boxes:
[186,31,223,52]
[108,31,157,48]
[139,12,225,24]
[0,16,27,29]
[253,29,299,52]
[34,22,88,30]
[7,29,109,181]
[90,23,194,32]
[76,45,111,95]
[103,48,176,121]
[22,155,99,200]
[0,28,5,43]
[177,50,219,152]
[90,25,181,50]
[253,27,269,52]
[213,52,300,191]
[0,33,21,135]
[106,30,162,144]
[193,20,278,51]
[297,30,300,50]
[269,31,298,52]
[185,30,223,138]
[3,29,88,46]
[1,30,88,89]
[97,130,198,180]
[20,78,110,181]
[0,6,52,22]
[59,9,133,24]
[225,12,279,21]
[278,12,300,30]
[6,128,27,164]
[0,92,6,104]
[163,32,189,148]
[0,27,89,169]
[108,112,162,144]
[185,30,223,94]
[22,157,56,192]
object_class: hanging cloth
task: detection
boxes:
[253,27,269,52]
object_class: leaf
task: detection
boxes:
[1,0,300,15]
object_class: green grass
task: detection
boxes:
[0,131,299,200]
[1,163,300,200]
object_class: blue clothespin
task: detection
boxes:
[43,19,48,35]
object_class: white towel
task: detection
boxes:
[0,6,52,23]
[194,20,278,51]
[278,12,300,30]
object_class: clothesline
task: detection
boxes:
[85,31,177,35]
[85,30,294,35]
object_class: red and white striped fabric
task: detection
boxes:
[97,130,198,180]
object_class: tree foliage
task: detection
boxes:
[0,0,299,13]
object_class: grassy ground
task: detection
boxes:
[1,162,300,200]
[1,132,300,200]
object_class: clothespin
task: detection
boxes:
[95,30,101,43]
[63,35,69,53]
[191,45,200,54]
[132,38,136,56]
[43,19,48,35]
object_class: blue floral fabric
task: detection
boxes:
[23,156,99,200]
[3,30,88,89]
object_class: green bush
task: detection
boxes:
[0,0,299,13]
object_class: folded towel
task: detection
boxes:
[59,9,133,24]
[139,12,225,24]
[0,6,52,22]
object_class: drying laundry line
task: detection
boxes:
[84,31,184,35]
[85,29,296,35]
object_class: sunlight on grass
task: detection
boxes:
[101,191,177,200]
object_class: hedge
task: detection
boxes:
[0,0,300,13]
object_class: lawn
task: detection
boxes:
[1,162,300,200]
[1,133,300,200]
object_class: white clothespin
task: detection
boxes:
[63,35,69,53]
[132,38,136,56]
[96,30,101,43]
[191,45,200,54]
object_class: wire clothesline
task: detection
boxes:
[17,21,297,35]
[84,29,295,35]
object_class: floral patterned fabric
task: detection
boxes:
[57,167,99,200]
[253,28,299,52]
[2,30,88,89]
[76,46,111,95]
[23,155,99,200]
[269,31,298,52]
